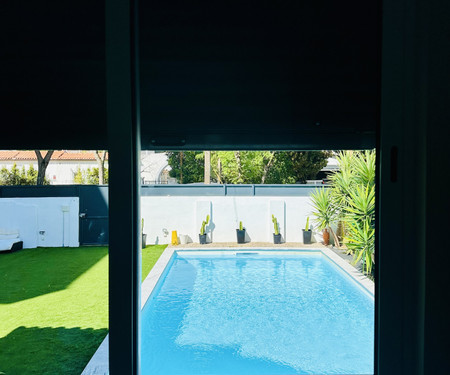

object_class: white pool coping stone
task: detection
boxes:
[81,246,374,374]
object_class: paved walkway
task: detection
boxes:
[169,241,327,249]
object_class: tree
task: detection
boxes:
[210,151,276,184]
[166,151,332,184]
[265,151,333,184]
[167,151,204,184]
[204,151,211,184]
[35,150,54,185]
[94,150,108,185]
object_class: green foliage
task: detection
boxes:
[166,151,331,184]
[73,167,85,184]
[352,150,376,188]
[328,151,375,218]
[0,164,45,185]
[239,221,243,231]
[311,150,376,274]
[346,185,375,225]
[167,151,204,184]
[305,217,310,231]
[200,215,210,235]
[73,167,109,185]
[272,215,280,235]
[345,220,375,274]
[266,151,333,184]
[310,188,336,230]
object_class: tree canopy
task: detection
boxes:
[167,151,332,184]
[166,151,204,184]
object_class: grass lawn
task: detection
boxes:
[0,244,167,375]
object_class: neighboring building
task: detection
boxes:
[0,150,173,185]
[0,150,108,185]
[314,157,339,183]
[140,151,174,184]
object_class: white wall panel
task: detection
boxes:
[141,195,321,245]
[0,198,79,248]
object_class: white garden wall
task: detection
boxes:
[141,195,322,245]
[0,197,79,248]
[0,186,326,248]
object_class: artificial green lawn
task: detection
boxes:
[0,244,167,375]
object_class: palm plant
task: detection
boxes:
[343,183,375,274]
[328,152,355,243]
[345,184,375,225]
[310,149,376,275]
[310,188,340,247]
[352,150,376,188]
[345,220,375,274]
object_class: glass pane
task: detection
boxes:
[137,149,375,375]
[0,150,109,375]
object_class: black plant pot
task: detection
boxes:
[236,229,246,244]
[199,234,207,244]
[302,229,312,244]
[142,234,147,249]
[273,233,282,244]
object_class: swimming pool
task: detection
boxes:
[141,250,374,375]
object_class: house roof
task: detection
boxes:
[0,151,108,162]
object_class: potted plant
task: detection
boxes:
[302,216,312,244]
[272,215,281,244]
[236,221,246,244]
[310,188,339,246]
[199,214,210,244]
[141,218,147,249]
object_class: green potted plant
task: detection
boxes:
[302,216,312,244]
[310,188,339,246]
[272,215,281,244]
[141,218,147,249]
[236,221,246,244]
[199,215,210,244]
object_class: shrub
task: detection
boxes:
[310,150,376,274]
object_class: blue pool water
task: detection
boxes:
[141,251,374,375]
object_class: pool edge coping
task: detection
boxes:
[81,246,374,375]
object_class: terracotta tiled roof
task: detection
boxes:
[0,150,108,161]
[0,151,20,160]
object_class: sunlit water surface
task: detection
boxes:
[141,251,374,375]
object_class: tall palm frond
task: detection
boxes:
[344,220,375,274]
[345,184,375,225]
[352,150,376,188]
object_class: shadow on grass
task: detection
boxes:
[0,247,107,304]
[0,326,108,375]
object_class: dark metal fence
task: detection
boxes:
[140,184,324,196]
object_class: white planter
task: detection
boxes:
[179,234,188,244]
